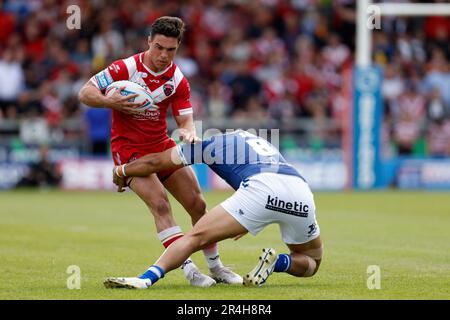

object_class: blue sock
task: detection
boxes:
[138,265,165,285]
[274,254,291,273]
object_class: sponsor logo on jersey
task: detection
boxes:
[265,195,309,217]
[163,83,174,96]
[132,109,160,121]
[95,70,113,90]
[108,64,120,73]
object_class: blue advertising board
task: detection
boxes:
[397,159,450,190]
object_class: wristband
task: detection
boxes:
[114,166,122,178]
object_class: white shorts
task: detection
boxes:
[221,172,320,244]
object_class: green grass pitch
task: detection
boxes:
[0,189,449,300]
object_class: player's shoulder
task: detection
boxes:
[124,52,142,72]
[108,53,140,75]
[130,52,146,68]
[172,62,188,82]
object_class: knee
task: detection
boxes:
[304,258,321,277]
[185,230,209,251]
[290,253,321,278]
[300,245,323,277]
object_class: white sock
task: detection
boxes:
[203,243,223,269]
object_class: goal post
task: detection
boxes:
[377,3,450,17]
[357,1,450,68]
[351,1,450,189]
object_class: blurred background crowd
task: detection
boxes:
[0,0,449,159]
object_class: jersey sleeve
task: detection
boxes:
[177,137,214,165]
[89,59,129,93]
[171,77,193,117]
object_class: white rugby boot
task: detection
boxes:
[243,248,277,286]
[186,268,217,287]
[103,277,150,289]
[209,265,243,284]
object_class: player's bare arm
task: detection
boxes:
[175,114,200,143]
[113,147,184,191]
[78,81,142,115]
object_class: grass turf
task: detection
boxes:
[0,189,449,300]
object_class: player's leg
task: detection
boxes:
[272,178,323,278]
[137,204,247,287]
[129,174,215,287]
[162,166,206,225]
[104,205,247,289]
[163,166,242,284]
[129,175,175,231]
[156,204,247,271]
[243,173,323,286]
[284,236,323,277]
[243,237,323,286]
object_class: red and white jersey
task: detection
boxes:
[395,94,426,121]
[90,52,193,152]
[428,120,450,156]
[392,94,426,144]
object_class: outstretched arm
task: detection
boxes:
[113,147,184,191]
[174,114,200,143]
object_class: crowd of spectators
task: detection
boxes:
[0,0,449,156]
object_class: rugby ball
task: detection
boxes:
[105,80,153,112]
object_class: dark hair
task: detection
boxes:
[150,16,185,43]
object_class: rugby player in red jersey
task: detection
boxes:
[78,16,241,287]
